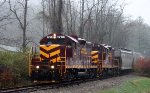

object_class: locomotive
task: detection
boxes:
[29,33,143,82]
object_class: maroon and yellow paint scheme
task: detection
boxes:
[29,34,119,82]
[29,34,67,81]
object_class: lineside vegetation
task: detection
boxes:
[134,58,150,77]
[0,51,30,88]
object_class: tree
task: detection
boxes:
[8,0,28,52]
[0,0,9,22]
[39,0,64,34]
[41,0,46,37]
[57,0,63,33]
[79,0,85,38]
[0,0,12,28]
[0,0,13,43]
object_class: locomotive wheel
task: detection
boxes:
[67,74,72,81]
[102,69,108,79]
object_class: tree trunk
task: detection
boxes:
[42,0,45,37]
[57,0,63,34]
[79,0,84,38]
[22,0,28,52]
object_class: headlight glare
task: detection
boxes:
[51,65,54,69]
[36,66,40,69]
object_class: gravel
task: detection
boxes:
[31,74,138,93]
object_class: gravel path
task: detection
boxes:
[31,74,138,93]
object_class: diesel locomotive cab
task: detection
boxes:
[31,34,66,81]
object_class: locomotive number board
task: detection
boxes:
[47,34,65,39]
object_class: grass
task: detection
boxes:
[99,77,150,93]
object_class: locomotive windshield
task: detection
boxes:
[92,46,103,53]
[45,38,65,45]
[40,34,66,45]
[92,46,100,51]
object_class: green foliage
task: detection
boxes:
[0,51,29,88]
[99,77,150,93]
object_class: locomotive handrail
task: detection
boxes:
[97,60,103,73]
[28,47,33,77]
[56,50,67,76]
[28,46,40,77]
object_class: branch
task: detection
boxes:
[0,0,6,7]
[0,21,13,28]
[25,39,38,46]
[17,0,25,8]
[8,0,24,30]
[83,3,99,27]
[0,13,12,22]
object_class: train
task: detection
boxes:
[28,33,143,82]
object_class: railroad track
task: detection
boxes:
[0,72,131,93]
[0,77,100,93]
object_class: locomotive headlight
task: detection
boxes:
[53,34,56,39]
[36,66,40,69]
[51,65,55,69]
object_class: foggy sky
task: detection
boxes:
[124,0,150,25]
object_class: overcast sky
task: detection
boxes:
[124,0,150,25]
[29,0,150,25]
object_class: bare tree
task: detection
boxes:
[41,0,46,37]
[57,0,63,33]
[0,0,12,42]
[63,0,79,35]
[40,0,64,34]
[79,0,85,38]
[38,0,130,48]
[8,0,28,51]
[0,0,12,27]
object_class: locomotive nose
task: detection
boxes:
[40,44,61,63]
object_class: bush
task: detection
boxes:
[0,52,29,88]
[135,58,150,77]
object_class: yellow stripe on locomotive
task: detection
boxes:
[81,48,87,54]
[91,51,99,63]
[40,44,61,63]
